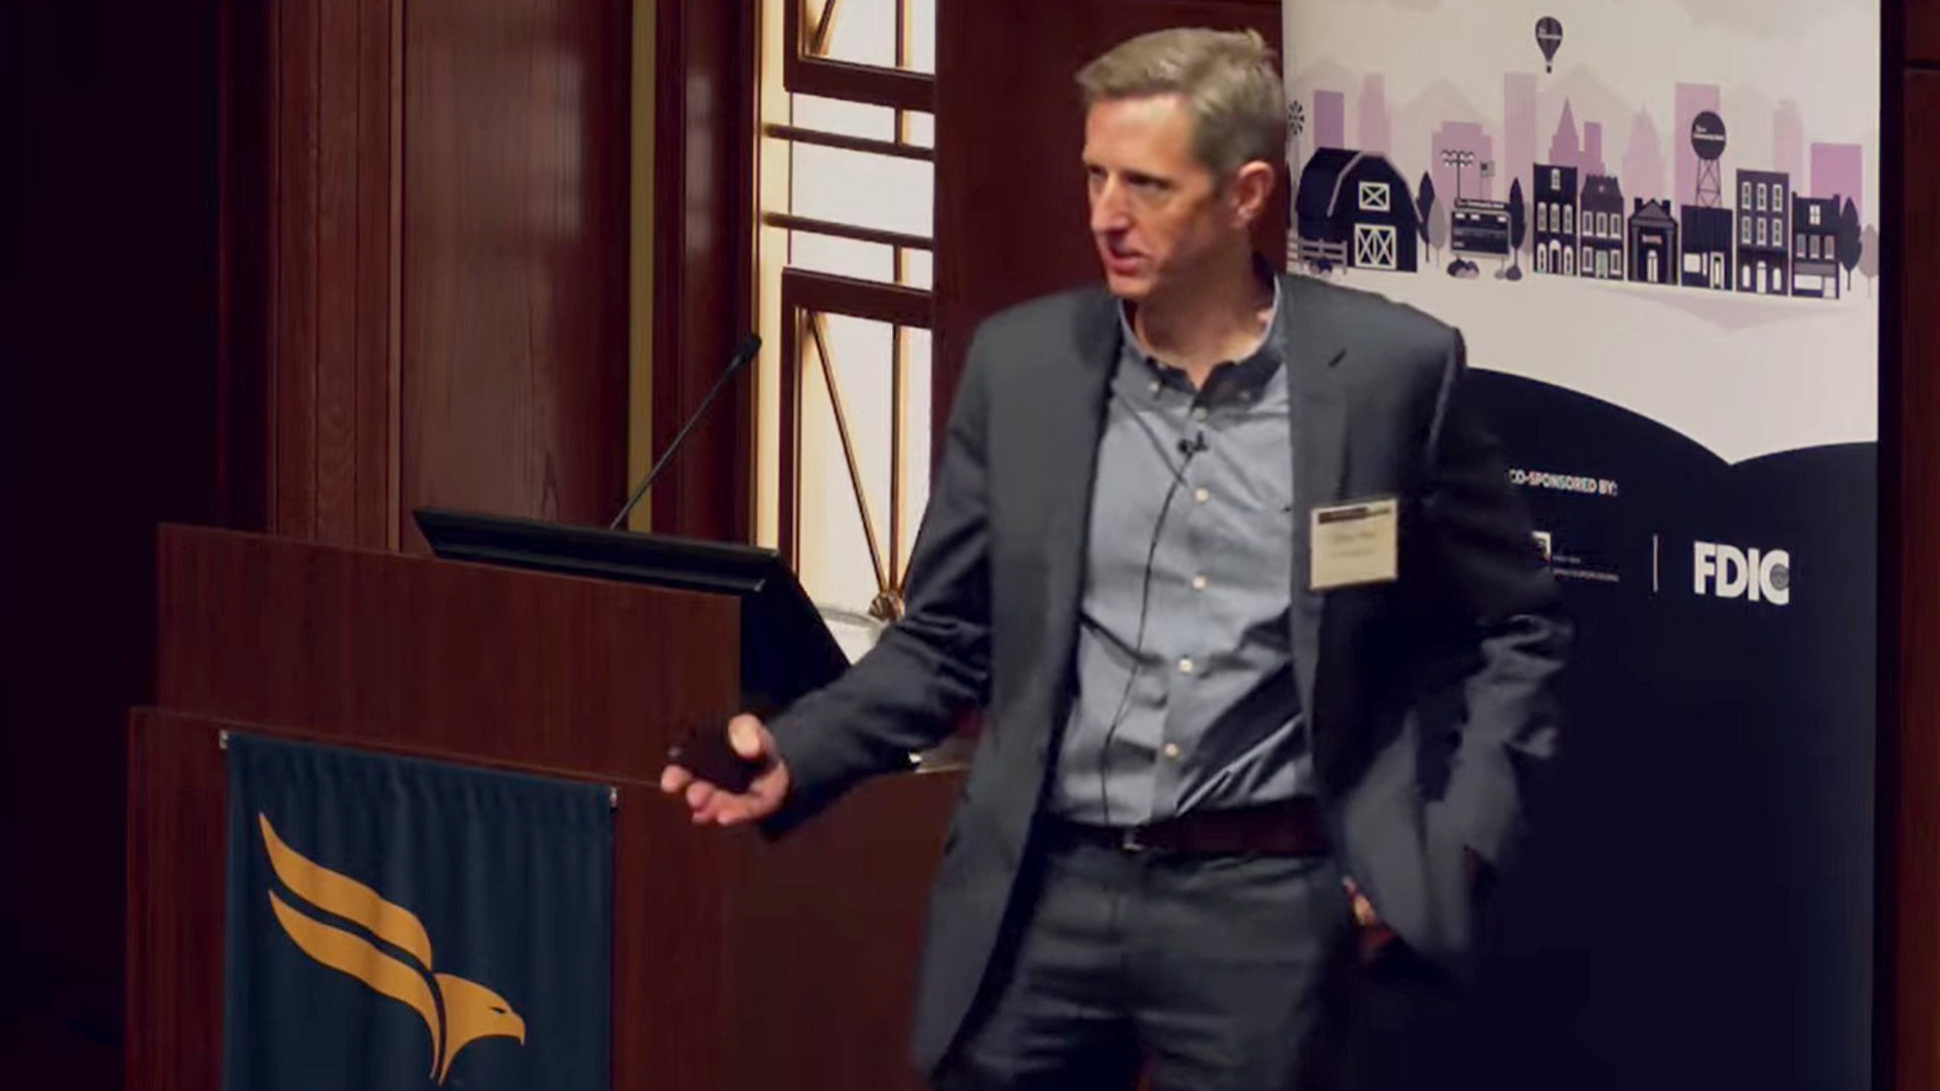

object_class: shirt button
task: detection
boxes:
[1191,574,1208,591]
[1148,380,1160,394]
[1178,657,1195,675]
[1193,488,1209,504]
[1162,742,1182,760]
[1193,407,1208,422]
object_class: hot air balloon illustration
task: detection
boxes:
[1535,17,1563,73]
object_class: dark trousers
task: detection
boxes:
[936,830,1358,1091]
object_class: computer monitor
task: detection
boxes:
[413,508,850,716]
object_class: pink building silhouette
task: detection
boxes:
[1548,99,1581,172]
[1582,121,1607,177]
[1774,100,1805,184]
[1810,142,1864,221]
[1504,74,1537,204]
[1314,89,1345,150]
[1432,120,1495,202]
[1359,74,1391,154]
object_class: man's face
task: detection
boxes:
[1083,94,1243,302]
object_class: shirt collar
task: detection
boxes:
[1115,261,1285,403]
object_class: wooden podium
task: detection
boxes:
[127,523,958,1091]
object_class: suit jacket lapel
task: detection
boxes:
[1040,289,1119,729]
[1283,274,1351,715]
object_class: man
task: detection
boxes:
[662,27,1568,1091]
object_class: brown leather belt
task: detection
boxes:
[1046,797,1328,857]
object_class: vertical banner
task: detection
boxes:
[1282,3,1878,1088]
[224,736,613,1091]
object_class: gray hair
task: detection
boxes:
[1075,28,1286,179]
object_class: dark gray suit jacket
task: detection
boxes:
[766,273,1571,1075]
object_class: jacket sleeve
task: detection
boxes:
[761,330,995,836]
[1421,329,1572,871]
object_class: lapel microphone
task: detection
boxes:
[1176,431,1208,458]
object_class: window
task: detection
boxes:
[1742,217,1753,245]
[1583,245,1592,271]
[1800,234,1810,258]
[756,0,940,619]
[1757,219,1767,247]
[1775,269,1785,292]
[1742,181,1753,207]
[1564,206,1574,234]
[1615,251,1624,278]
[1538,204,1548,233]
[1354,223,1399,269]
[1757,183,1768,211]
[1810,205,1823,226]
[1358,181,1391,212]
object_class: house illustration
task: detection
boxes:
[1627,199,1679,286]
[1580,174,1625,280]
[1735,169,1791,295]
[1294,148,1419,272]
[1791,193,1842,299]
[1681,205,1733,290]
[1534,163,1579,276]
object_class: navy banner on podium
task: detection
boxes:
[223,735,613,1091]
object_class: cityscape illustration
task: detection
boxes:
[1286,17,1878,303]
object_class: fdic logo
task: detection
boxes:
[1693,542,1791,606]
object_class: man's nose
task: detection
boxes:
[1091,179,1130,233]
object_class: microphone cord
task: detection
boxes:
[1094,396,1207,827]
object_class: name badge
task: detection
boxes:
[1310,499,1399,590]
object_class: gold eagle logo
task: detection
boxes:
[257,814,527,1084]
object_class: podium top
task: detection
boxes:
[414,508,849,716]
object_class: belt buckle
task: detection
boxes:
[1120,826,1148,853]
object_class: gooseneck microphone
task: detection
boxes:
[608,333,762,530]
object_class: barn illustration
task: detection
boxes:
[1293,148,1419,273]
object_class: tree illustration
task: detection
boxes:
[1416,172,1438,264]
[1507,179,1528,276]
[1837,197,1862,291]
[1860,224,1880,297]
[1427,200,1450,267]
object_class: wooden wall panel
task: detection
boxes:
[1892,64,1940,1091]
[256,0,399,549]
[400,0,632,547]
[1912,0,1940,64]
[649,0,757,541]
[934,0,1286,440]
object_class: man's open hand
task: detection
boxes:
[658,714,791,827]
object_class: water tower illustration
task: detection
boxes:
[1692,110,1727,206]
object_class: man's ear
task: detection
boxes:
[1229,160,1278,226]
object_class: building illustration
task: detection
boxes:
[1736,169,1791,295]
[1285,54,1868,304]
[1294,148,1419,272]
[1681,205,1734,290]
[1791,193,1843,299]
[1534,163,1580,276]
[1628,199,1680,286]
[1580,174,1626,280]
